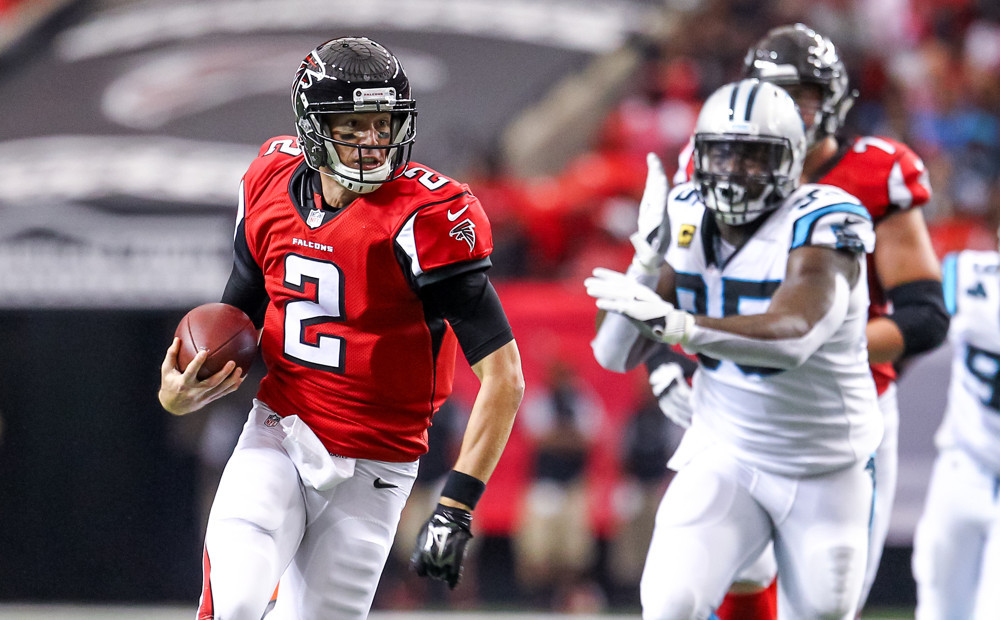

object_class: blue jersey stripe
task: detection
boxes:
[942,252,958,316]
[790,203,871,249]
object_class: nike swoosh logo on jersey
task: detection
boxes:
[373,477,398,489]
[446,205,469,221]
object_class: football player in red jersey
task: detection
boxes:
[656,23,948,620]
[157,36,524,620]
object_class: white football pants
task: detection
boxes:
[197,401,417,620]
[912,447,1000,620]
[727,385,897,609]
[640,444,873,620]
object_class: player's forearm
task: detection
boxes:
[451,380,522,483]
[450,341,524,486]
[865,317,905,363]
[685,275,851,369]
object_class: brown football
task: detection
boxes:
[174,303,258,380]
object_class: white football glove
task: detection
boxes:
[648,362,693,429]
[585,267,694,345]
[629,152,671,275]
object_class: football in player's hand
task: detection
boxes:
[174,303,258,380]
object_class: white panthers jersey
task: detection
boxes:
[937,250,1000,474]
[665,182,882,476]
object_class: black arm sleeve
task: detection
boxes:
[220,221,268,328]
[421,269,514,366]
[886,278,950,358]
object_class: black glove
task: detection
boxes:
[410,504,473,589]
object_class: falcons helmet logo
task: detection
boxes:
[449,218,476,251]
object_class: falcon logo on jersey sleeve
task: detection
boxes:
[449,218,477,251]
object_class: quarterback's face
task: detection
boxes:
[326,112,393,170]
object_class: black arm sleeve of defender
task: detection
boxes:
[886,279,950,358]
[220,221,268,328]
[422,269,514,366]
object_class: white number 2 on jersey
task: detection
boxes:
[283,254,345,372]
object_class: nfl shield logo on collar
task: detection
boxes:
[306,208,325,229]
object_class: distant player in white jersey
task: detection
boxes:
[911,247,1000,619]
[586,79,882,619]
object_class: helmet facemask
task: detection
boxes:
[691,80,807,226]
[694,136,797,226]
[307,106,415,193]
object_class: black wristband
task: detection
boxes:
[441,470,486,510]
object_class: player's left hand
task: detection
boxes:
[410,504,473,589]
[585,267,694,345]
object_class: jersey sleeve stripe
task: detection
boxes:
[235,179,246,240]
[790,202,871,249]
[397,212,422,276]
[888,161,914,209]
[942,252,959,316]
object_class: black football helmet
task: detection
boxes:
[743,23,856,147]
[292,37,417,193]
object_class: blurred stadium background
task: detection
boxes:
[1,0,997,618]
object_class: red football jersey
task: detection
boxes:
[817,136,932,393]
[239,136,494,461]
[674,135,932,394]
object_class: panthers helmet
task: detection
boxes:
[292,37,416,194]
[743,23,855,147]
[693,79,806,226]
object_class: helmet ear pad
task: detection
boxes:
[298,119,329,170]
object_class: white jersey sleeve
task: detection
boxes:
[787,185,874,254]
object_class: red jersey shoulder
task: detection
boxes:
[383,162,494,275]
[241,135,304,206]
[821,136,931,220]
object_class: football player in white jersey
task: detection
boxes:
[911,246,1000,619]
[663,26,947,619]
[586,79,882,619]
